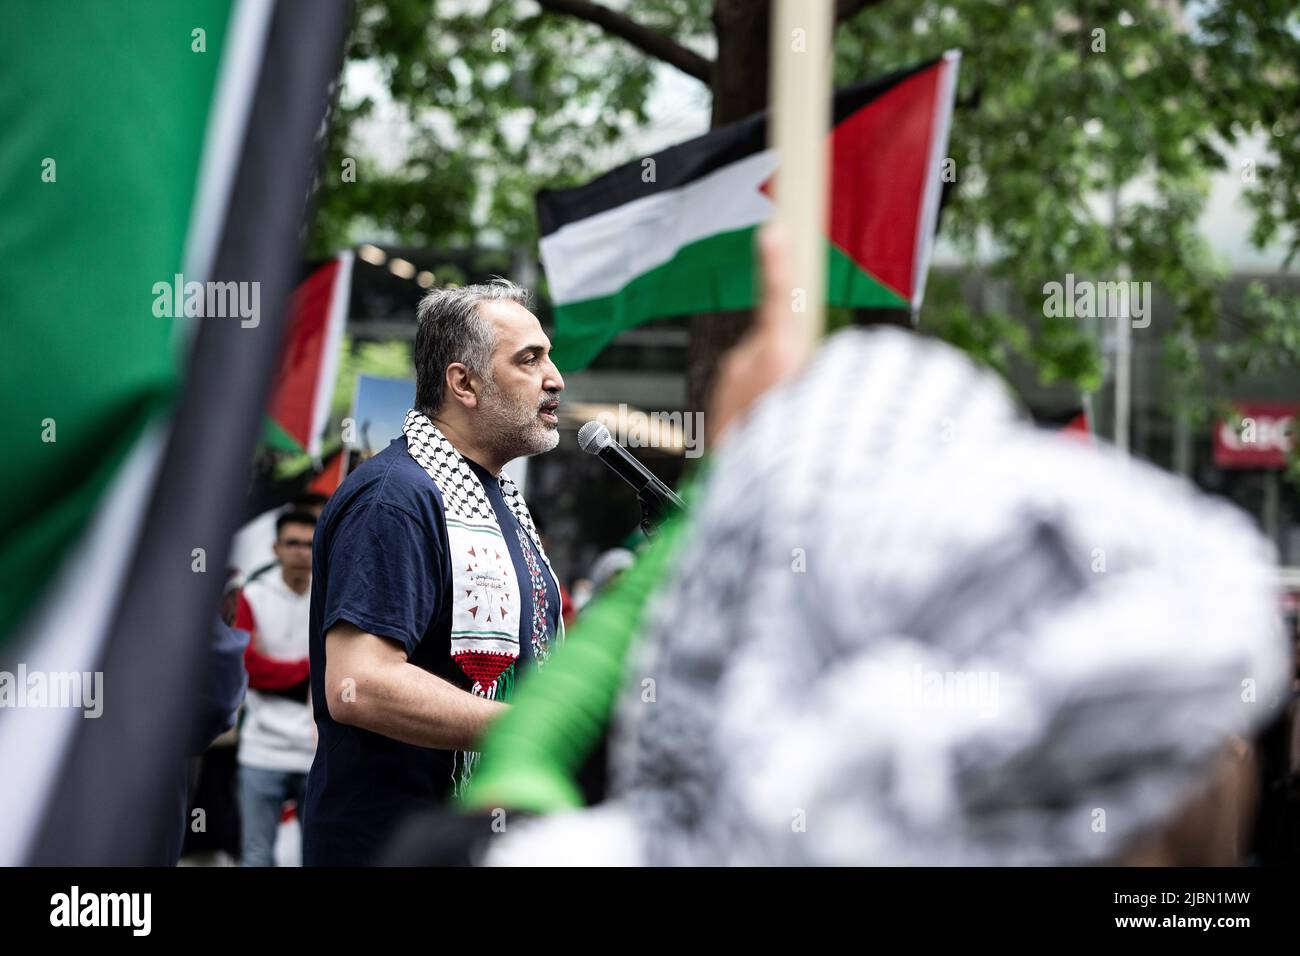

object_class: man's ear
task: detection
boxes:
[444,363,480,410]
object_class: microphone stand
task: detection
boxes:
[636,484,685,538]
[638,496,662,538]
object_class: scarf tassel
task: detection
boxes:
[454,663,516,794]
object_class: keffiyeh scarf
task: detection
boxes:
[403,409,562,702]
[483,327,1288,866]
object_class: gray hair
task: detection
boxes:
[413,278,532,414]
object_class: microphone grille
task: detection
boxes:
[578,420,611,454]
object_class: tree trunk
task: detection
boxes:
[685,0,773,420]
[709,0,772,128]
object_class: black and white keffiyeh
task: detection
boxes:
[484,327,1289,866]
[403,409,562,696]
[404,408,547,544]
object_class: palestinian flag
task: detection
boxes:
[264,251,354,458]
[0,0,349,864]
[538,52,960,371]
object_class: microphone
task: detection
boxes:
[578,421,685,522]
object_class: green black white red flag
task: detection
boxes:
[538,52,960,370]
[264,252,354,458]
[0,0,350,864]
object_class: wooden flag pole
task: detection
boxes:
[768,0,833,352]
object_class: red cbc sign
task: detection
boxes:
[1213,401,1299,469]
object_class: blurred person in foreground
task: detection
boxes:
[303,280,565,866]
[460,225,1289,866]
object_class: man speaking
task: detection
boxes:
[302,280,565,865]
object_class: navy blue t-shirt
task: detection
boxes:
[302,437,559,866]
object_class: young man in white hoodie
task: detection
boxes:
[235,510,318,866]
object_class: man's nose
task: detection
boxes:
[544,362,564,393]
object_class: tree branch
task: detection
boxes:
[536,0,713,83]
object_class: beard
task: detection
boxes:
[476,378,561,460]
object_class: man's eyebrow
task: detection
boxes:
[512,343,549,359]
